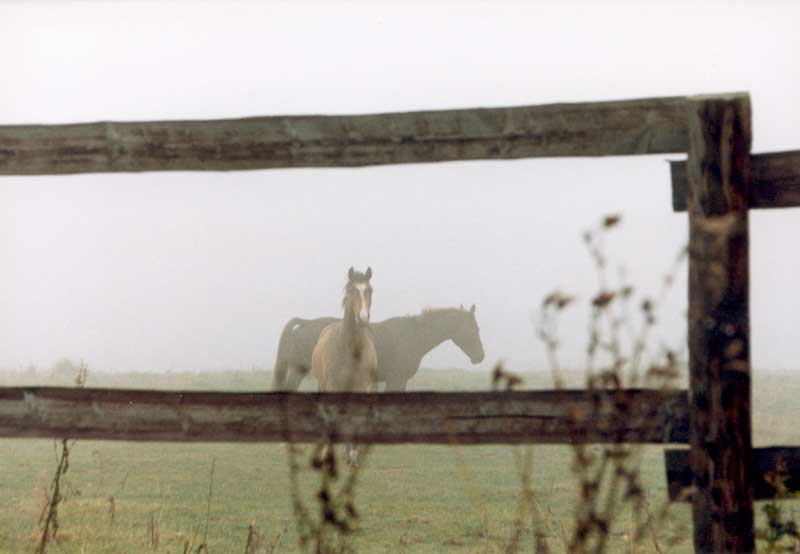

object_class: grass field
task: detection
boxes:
[0,368,798,553]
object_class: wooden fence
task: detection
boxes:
[2,92,799,554]
[0,387,689,444]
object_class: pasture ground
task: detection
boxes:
[0,369,798,553]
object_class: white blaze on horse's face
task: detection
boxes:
[355,283,370,324]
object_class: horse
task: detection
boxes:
[311,267,377,466]
[272,304,485,392]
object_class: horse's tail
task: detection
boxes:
[272,317,302,390]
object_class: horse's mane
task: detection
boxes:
[420,306,464,316]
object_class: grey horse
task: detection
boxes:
[272,305,485,392]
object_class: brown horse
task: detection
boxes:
[273,305,485,392]
[311,267,377,465]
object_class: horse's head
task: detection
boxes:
[344,266,373,326]
[452,304,485,364]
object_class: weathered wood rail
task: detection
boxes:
[671,149,800,211]
[666,447,800,502]
[0,387,689,444]
[3,92,800,554]
[0,96,689,175]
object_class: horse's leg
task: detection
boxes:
[347,444,359,467]
[314,372,331,467]
[285,364,307,391]
[346,369,377,468]
[319,443,331,467]
[345,375,359,467]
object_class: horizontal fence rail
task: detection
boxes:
[666,447,800,501]
[0,96,690,175]
[0,387,690,444]
[671,149,800,211]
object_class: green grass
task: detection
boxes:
[0,369,798,553]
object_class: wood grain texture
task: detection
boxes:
[0,96,689,175]
[666,447,800,501]
[671,150,800,211]
[0,387,689,444]
[686,93,754,554]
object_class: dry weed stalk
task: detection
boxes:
[194,458,217,553]
[244,523,264,554]
[243,522,287,554]
[287,441,369,554]
[504,444,546,554]
[36,438,73,554]
[492,367,570,554]
[537,214,688,554]
[107,496,116,530]
[35,360,89,554]
[449,437,493,547]
[146,510,161,549]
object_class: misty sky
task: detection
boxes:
[1,1,798,375]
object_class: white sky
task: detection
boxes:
[1,0,798,374]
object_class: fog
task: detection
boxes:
[1,1,798,374]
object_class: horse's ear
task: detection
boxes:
[348,267,355,280]
[470,304,476,314]
[365,267,372,280]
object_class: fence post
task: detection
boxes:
[686,93,754,553]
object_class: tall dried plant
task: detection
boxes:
[537,215,688,554]
[287,442,369,554]
[36,360,89,554]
